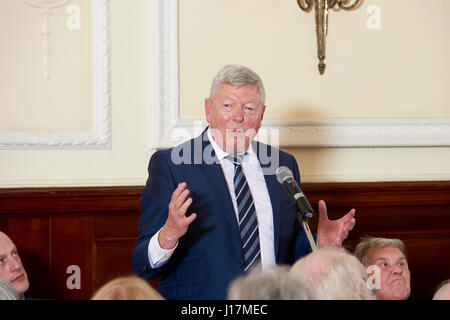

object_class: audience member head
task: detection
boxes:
[0,278,20,300]
[91,275,164,300]
[0,231,29,296]
[227,264,316,300]
[290,247,375,300]
[354,236,410,300]
[433,279,450,300]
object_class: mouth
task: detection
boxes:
[227,128,244,134]
[11,274,25,283]
[390,277,405,284]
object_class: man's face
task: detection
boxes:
[366,246,411,300]
[0,232,29,294]
[205,83,266,154]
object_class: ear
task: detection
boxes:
[205,98,212,123]
[260,105,266,121]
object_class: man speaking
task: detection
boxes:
[132,64,356,299]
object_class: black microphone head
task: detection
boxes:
[275,166,293,185]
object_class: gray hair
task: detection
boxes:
[354,236,407,267]
[290,247,376,300]
[433,279,450,300]
[209,64,266,104]
[0,279,20,300]
[227,264,316,300]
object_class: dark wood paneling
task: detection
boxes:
[0,186,142,300]
[92,238,136,290]
[0,219,8,233]
[92,214,140,290]
[0,182,450,300]
[51,215,93,300]
[93,213,140,239]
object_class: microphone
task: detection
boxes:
[275,166,314,220]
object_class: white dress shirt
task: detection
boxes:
[148,128,276,269]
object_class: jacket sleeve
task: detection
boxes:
[132,151,176,280]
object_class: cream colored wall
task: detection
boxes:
[178,0,450,182]
[0,0,449,187]
[0,0,93,133]
[179,0,450,120]
[0,0,152,187]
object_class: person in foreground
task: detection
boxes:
[0,278,20,300]
[227,264,316,300]
[354,236,411,300]
[0,231,29,299]
[290,247,375,300]
[432,279,450,300]
[91,275,164,300]
[133,64,356,299]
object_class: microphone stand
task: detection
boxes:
[295,209,318,252]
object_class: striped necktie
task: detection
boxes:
[227,154,261,272]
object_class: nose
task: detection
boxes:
[8,257,22,272]
[232,106,244,122]
[392,264,403,275]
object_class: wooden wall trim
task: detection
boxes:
[0,186,143,215]
[304,181,450,205]
[2,181,450,214]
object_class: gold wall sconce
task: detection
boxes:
[297,0,363,75]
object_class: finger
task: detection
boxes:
[173,189,191,209]
[343,217,356,230]
[171,182,187,202]
[348,218,356,229]
[179,197,193,214]
[318,200,329,222]
[345,209,356,219]
[338,209,355,224]
[185,212,197,225]
[342,230,349,239]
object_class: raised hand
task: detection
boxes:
[159,182,197,249]
[316,200,356,248]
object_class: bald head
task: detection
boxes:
[433,280,450,300]
[0,232,29,294]
[290,247,375,300]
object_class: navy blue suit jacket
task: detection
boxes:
[132,129,313,299]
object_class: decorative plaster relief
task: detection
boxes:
[0,0,111,149]
[23,0,71,81]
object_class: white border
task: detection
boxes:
[0,0,111,149]
[153,0,450,148]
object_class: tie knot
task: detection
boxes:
[226,154,245,166]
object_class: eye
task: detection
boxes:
[0,258,4,265]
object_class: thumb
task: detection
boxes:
[186,212,197,225]
[318,200,329,222]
